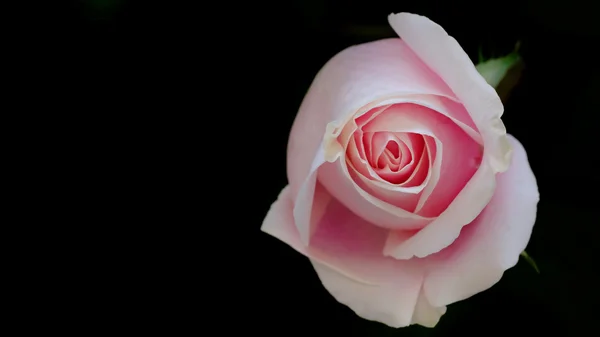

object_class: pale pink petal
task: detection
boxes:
[383,159,496,259]
[292,146,332,245]
[262,184,392,282]
[402,136,431,187]
[347,134,371,177]
[411,288,447,328]
[363,132,378,166]
[415,137,441,213]
[351,93,482,147]
[313,262,436,328]
[396,133,418,153]
[261,186,445,327]
[407,94,482,145]
[349,165,421,213]
[362,103,447,134]
[309,196,398,280]
[423,135,539,306]
[416,139,481,217]
[318,159,432,230]
[356,104,394,128]
[339,105,393,168]
[397,138,412,167]
[261,185,307,255]
[388,13,511,173]
[287,37,458,202]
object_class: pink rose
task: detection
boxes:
[261,12,539,328]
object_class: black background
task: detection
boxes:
[41,0,600,335]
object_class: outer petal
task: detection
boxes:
[311,261,421,328]
[261,186,308,256]
[292,146,332,245]
[383,160,496,259]
[312,262,445,328]
[388,13,512,173]
[411,288,447,327]
[423,135,539,307]
[261,186,446,327]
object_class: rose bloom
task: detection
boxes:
[262,13,539,328]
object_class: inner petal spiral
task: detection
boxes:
[339,101,481,219]
[358,130,426,185]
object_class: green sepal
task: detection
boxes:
[520,250,540,274]
[475,42,521,88]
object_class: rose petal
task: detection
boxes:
[363,132,378,166]
[398,137,430,187]
[318,159,432,230]
[263,185,393,282]
[348,164,421,213]
[396,133,421,169]
[292,146,332,245]
[347,132,371,176]
[352,94,482,147]
[261,186,307,254]
[261,186,446,327]
[312,262,439,328]
[388,12,511,173]
[423,134,539,306]
[383,159,496,259]
[397,94,482,145]
[411,288,447,327]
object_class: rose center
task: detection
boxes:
[386,140,400,159]
[376,140,403,169]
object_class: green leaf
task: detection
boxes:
[520,250,540,274]
[475,50,521,89]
